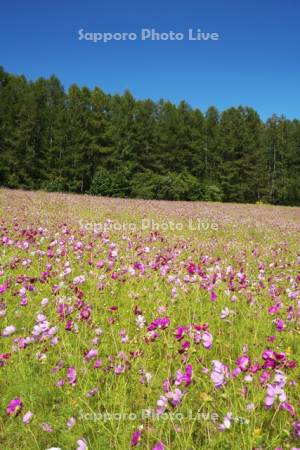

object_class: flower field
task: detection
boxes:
[0,189,300,450]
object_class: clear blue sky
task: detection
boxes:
[1,0,299,120]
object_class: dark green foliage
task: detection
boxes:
[0,66,299,205]
[89,167,113,196]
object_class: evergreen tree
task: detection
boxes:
[0,66,299,205]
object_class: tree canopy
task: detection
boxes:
[0,66,299,205]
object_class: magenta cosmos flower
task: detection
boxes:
[7,398,23,416]
[175,364,193,386]
[276,319,284,332]
[131,429,142,447]
[236,355,251,372]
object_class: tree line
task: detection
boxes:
[0,66,299,205]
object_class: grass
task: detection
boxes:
[0,188,299,449]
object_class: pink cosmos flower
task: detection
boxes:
[77,438,88,450]
[84,348,98,361]
[120,329,129,343]
[67,416,76,429]
[23,411,33,424]
[156,395,168,415]
[73,275,85,285]
[2,325,16,337]
[152,442,165,450]
[115,364,125,374]
[7,398,23,416]
[202,331,213,349]
[219,412,233,431]
[232,367,241,378]
[220,307,230,319]
[265,384,286,407]
[67,367,77,385]
[211,360,229,388]
[166,388,183,406]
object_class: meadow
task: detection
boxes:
[0,189,299,450]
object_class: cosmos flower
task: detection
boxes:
[77,438,88,450]
[276,319,284,332]
[73,275,85,285]
[219,412,233,431]
[115,364,125,374]
[131,429,142,447]
[7,398,23,416]
[211,360,229,388]
[280,401,295,416]
[156,395,168,415]
[175,364,193,386]
[210,290,217,302]
[67,367,77,385]
[220,307,230,319]
[265,384,286,407]
[67,416,76,429]
[84,349,98,361]
[2,325,16,337]
[175,326,186,340]
[236,355,251,372]
[180,340,190,352]
[94,359,102,369]
[136,315,146,329]
[202,331,213,349]
[152,442,165,450]
[23,411,33,424]
[0,282,8,294]
[293,421,300,438]
[166,388,183,406]
[147,317,170,331]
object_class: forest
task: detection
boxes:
[0,65,299,205]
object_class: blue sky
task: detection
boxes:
[1,0,299,120]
